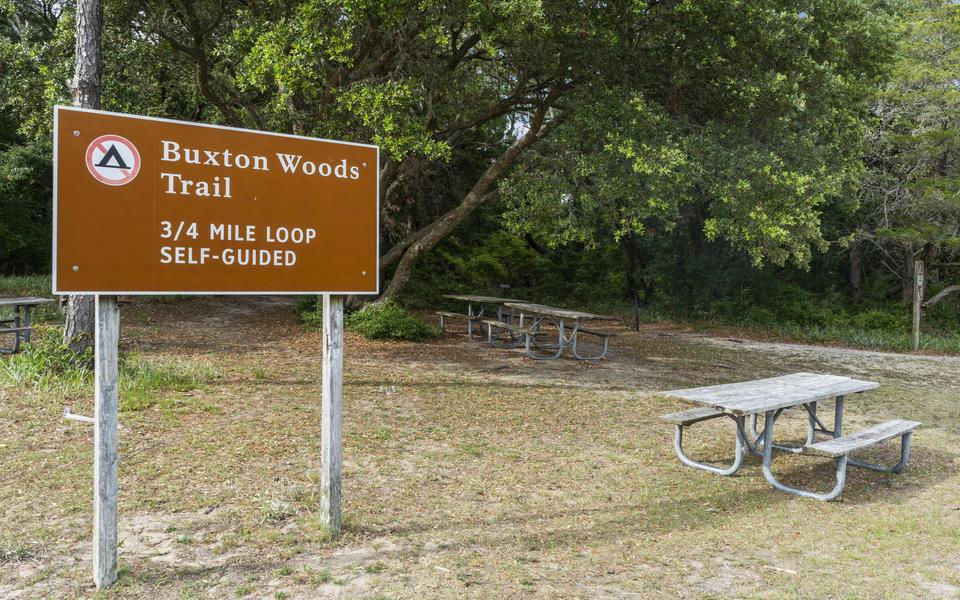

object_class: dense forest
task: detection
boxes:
[1,0,958,344]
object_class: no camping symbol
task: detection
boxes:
[85,134,140,186]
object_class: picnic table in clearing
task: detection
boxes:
[660,372,920,501]
[0,296,53,354]
[492,302,617,361]
[436,294,529,338]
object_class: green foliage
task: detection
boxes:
[293,296,323,331]
[503,0,896,270]
[0,274,51,297]
[855,0,960,265]
[0,327,91,389]
[0,142,52,274]
[0,328,217,407]
[345,300,440,342]
[854,309,906,331]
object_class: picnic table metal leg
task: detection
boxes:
[847,432,914,474]
[525,319,565,360]
[673,415,747,476]
[23,306,32,345]
[833,395,844,437]
[803,401,835,437]
[570,326,611,361]
[760,409,848,501]
[832,395,913,473]
[11,305,21,353]
[752,407,807,455]
[737,417,764,457]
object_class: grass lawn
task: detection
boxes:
[1,296,958,599]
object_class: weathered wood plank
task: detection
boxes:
[435,311,469,319]
[479,319,546,336]
[662,373,879,416]
[0,296,54,307]
[805,420,921,457]
[321,295,343,536]
[659,406,726,426]
[575,327,617,337]
[93,295,119,588]
[442,294,529,304]
[503,302,615,321]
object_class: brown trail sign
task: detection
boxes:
[53,106,377,588]
[54,106,379,294]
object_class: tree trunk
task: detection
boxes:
[849,242,862,304]
[63,0,103,354]
[379,100,561,300]
[621,232,642,331]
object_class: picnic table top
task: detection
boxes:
[662,372,879,416]
[442,294,529,304]
[0,296,54,307]
[502,302,616,321]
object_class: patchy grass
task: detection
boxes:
[0,274,50,297]
[0,296,958,599]
[0,328,217,412]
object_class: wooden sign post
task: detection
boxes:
[913,260,924,351]
[320,295,344,534]
[53,106,378,587]
[93,295,120,587]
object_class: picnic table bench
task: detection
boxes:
[438,294,529,338]
[0,296,53,354]
[660,373,920,501]
[500,302,617,361]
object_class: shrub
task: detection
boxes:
[293,296,323,331]
[345,300,440,342]
[0,327,91,388]
[0,328,216,407]
[854,309,905,332]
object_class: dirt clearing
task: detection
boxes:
[1,297,958,599]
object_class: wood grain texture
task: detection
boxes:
[321,295,344,536]
[0,297,53,306]
[434,311,469,318]
[659,406,726,426]
[662,373,879,416]
[502,302,615,321]
[93,295,119,588]
[805,419,921,457]
[576,327,617,337]
[442,295,529,304]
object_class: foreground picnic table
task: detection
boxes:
[438,294,528,338]
[498,302,617,360]
[0,296,53,353]
[661,373,920,501]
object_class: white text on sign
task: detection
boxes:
[158,222,317,268]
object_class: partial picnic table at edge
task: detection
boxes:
[660,372,920,501]
[0,296,54,354]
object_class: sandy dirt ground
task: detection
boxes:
[1,296,958,599]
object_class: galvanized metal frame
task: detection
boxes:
[672,414,747,476]
[0,304,34,354]
[758,396,916,500]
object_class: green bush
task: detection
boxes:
[0,328,216,408]
[0,327,91,388]
[854,309,905,332]
[293,296,324,331]
[345,300,440,342]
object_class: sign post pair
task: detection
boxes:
[54,106,379,587]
